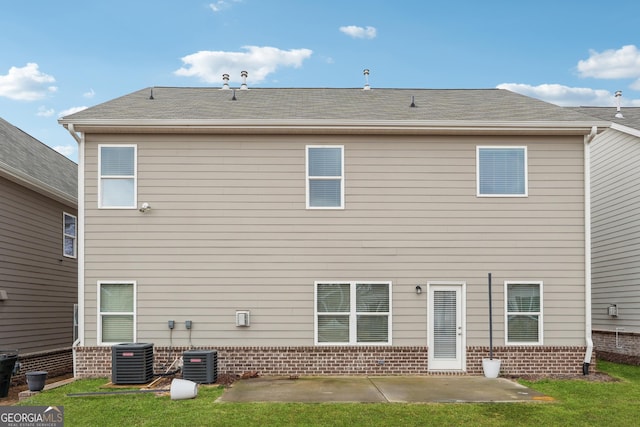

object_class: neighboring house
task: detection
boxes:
[573,105,640,365]
[59,83,609,378]
[0,117,78,381]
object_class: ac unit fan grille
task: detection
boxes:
[183,350,218,384]
[112,343,154,385]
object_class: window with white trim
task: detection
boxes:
[505,281,542,345]
[315,281,391,345]
[306,145,344,208]
[63,212,77,258]
[477,146,527,196]
[99,145,137,208]
[98,281,136,344]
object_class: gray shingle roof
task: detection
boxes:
[0,117,77,204]
[571,106,640,131]
[61,87,602,124]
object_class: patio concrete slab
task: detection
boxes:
[217,376,551,403]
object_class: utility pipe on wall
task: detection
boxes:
[582,126,597,374]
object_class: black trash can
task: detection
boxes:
[0,350,19,398]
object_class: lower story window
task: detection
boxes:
[99,281,136,344]
[505,281,543,345]
[315,281,391,345]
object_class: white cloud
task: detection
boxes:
[53,145,76,157]
[339,25,377,39]
[497,83,615,106]
[578,45,640,80]
[0,63,57,101]
[58,106,88,117]
[36,106,55,117]
[175,46,313,84]
[83,88,95,98]
[209,0,240,12]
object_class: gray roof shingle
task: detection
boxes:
[61,87,603,124]
[571,106,640,131]
[0,117,77,204]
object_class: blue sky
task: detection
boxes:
[2,0,640,162]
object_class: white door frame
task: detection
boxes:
[427,281,466,371]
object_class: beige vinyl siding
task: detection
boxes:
[82,133,585,347]
[591,128,640,332]
[0,176,77,354]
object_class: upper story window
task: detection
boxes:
[306,145,344,209]
[505,281,543,345]
[99,145,137,208]
[477,146,527,197]
[315,281,391,345]
[63,212,77,258]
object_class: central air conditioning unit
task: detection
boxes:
[182,350,218,384]
[112,343,154,385]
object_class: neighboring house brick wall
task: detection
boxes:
[11,348,73,385]
[593,330,640,365]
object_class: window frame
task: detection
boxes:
[314,281,392,345]
[476,146,528,197]
[504,280,543,345]
[306,145,345,209]
[97,281,137,346]
[63,212,77,258]
[98,144,138,209]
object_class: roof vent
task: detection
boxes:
[149,88,154,100]
[231,89,237,101]
[240,71,248,90]
[363,69,370,90]
[221,74,230,90]
[615,90,624,118]
[410,96,416,108]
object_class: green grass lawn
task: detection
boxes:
[16,360,640,427]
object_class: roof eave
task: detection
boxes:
[59,119,609,136]
[0,161,77,207]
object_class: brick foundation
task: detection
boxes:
[73,345,591,378]
[593,329,640,365]
[11,348,73,385]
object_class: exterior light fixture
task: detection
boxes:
[415,285,422,295]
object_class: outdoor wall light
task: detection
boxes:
[139,202,151,213]
[415,285,422,295]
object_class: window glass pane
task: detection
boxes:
[64,215,76,237]
[101,178,135,207]
[507,314,539,342]
[433,290,457,358]
[101,147,135,176]
[479,148,525,195]
[102,315,134,342]
[318,315,349,342]
[317,283,350,312]
[507,283,540,312]
[357,315,388,342]
[356,283,389,312]
[101,284,134,312]
[309,180,341,207]
[309,147,341,176]
[64,236,75,257]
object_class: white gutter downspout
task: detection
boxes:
[583,125,597,374]
[67,124,85,378]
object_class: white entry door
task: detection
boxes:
[428,283,465,371]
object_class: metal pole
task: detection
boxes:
[488,273,493,360]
